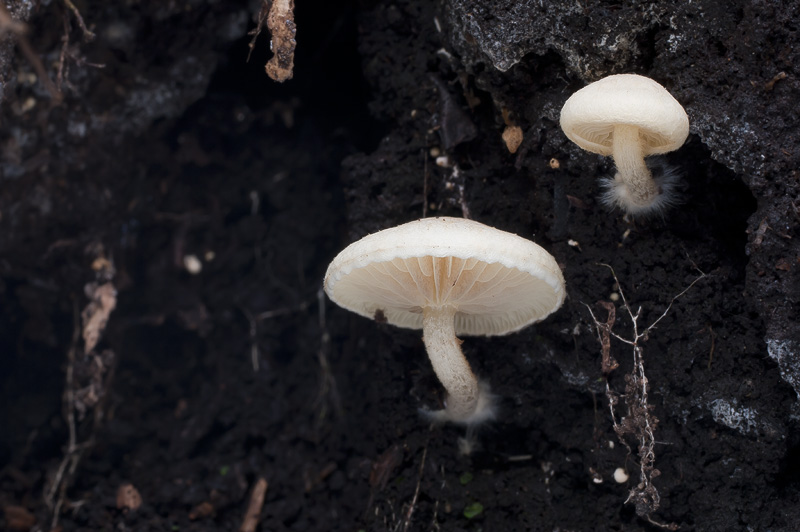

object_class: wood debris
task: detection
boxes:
[239,477,268,532]
[594,300,619,374]
[189,501,215,520]
[81,282,117,353]
[764,71,787,91]
[265,0,296,82]
[500,107,523,153]
[73,349,115,420]
[116,483,142,511]
[502,125,523,153]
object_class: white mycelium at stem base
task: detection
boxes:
[611,123,659,210]
[422,305,486,424]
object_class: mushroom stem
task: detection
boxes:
[612,124,659,208]
[422,305,480,423]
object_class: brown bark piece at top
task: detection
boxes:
[265,0,296,82]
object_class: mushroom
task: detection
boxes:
[559,73,689,215]
[324,217,566,425]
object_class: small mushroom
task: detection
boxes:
[559,73,689,215]
[324,217,565,425]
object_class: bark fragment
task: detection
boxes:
[265,0,296,82]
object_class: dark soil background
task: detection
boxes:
[1,1,799,531]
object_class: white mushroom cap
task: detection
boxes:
[323,217,565,336]
[559,74,689,157]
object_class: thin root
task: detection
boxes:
[584,262,703,525]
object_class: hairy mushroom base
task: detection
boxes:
[601,155,683,216]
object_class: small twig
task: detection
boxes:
[595,301,619,374]
[47,300,81,530]
[242,308,260,372]
[584,303,635,347]
[57,12,70,90]
[263,0,296,82]
[764,71,787,92]
[239,477,268,532]
[647,515,680,531]
[585,263,703,526]
[66,48,104,69]
[705,325,716,370]
[643,272,706,335]
[314,287,342,426]
[751,218,769,247]
[402,430,431,532]
[246,0,271,63]
[49,256,117,531]
[604,380,622,438]
[56,2,103,91]
[62,0,95,41]
[430,499,441,531]
[241,300,312,371]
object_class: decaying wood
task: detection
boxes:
[264,0,296,82]
[115,483,142,511]
[82,282,117,354]
[240,477,268,532]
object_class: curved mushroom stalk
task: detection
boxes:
[611,124,659,209]
[421,306,496,425]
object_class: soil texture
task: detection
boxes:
[1,1,799,531]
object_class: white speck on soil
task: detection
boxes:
[709,398,759,435]
[766,339,800,399]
